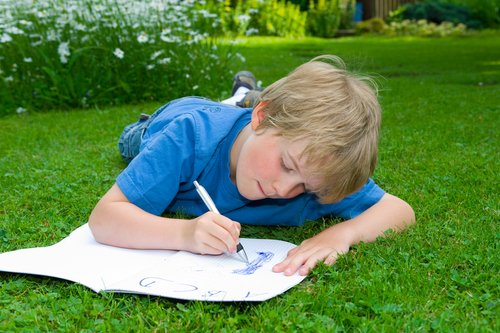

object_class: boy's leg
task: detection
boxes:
[221,71,263,107]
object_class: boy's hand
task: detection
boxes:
[183,212,242,256]
[272,223,352,276]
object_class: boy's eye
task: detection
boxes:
[280,158,292,172]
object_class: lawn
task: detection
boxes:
[0,35,499,331]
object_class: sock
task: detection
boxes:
[220,87,250,106]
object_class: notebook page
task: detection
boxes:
[108,238,307,301]
[0,224,178,292]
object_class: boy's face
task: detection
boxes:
[232,105,323,201]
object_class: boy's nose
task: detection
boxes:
[273,180,304,198]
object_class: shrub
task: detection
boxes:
[355,17,387,34]
[0,0,235,116]
[198,0,307,38]
[402,0,484,29]
[307,0,342,37]
[384,19,469,36]
[339,0,357,29]
[440,0,500,28]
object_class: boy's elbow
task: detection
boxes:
[88,204,108,244]
[383,193,416,228]
[395,195,416,228]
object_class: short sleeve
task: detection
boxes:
[305,178,386,220]
[116,114,197,216]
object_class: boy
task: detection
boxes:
[89,55,415,276]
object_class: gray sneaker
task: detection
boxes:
[232,71,257,96]
[236,88,265,108]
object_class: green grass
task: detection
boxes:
[1,35,499,331]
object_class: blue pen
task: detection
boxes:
[193,181,249,263]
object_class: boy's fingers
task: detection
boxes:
[198,236,226,255]
[209,213,241,241]
[206,223,238,254]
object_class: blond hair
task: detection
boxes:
[254,55,381,204]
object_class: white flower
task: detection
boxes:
[37,10,48,18]
[47,30,57,41]
[248,8,259,14]
[235,53,246,62]
[58,41,70,64]
[150,50,163,60]
[19,20,33,26]
[161,28,171,34]
[1,33,12,43]
[237,15,250,22]
[5,76,13,82]
[137,34,148,43]
[24,57,33,62]
[157,57,171,65]
[186,74,190,78]
[113,48,124,59]
[192,85,198,90]
[160,35,172,42]
[146,64,155,70]
[76,24,86,31]
[245,28,259,36]
[193,34,203,43]
[16,107,27,114]
[257,80,262,88]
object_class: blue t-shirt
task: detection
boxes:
[116,98,385,227]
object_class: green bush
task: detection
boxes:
[402,0,484,29]
[307,0,342,37]
[339,0,357,29]
[384,19,469,36]
[0,0,235,116]
[355,17,387,34]
[440,0,500,28]
[198,0,307,38]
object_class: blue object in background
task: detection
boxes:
[354,2,363,22]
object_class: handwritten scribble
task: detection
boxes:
[232,252,274,275]
[139,277,198,292]
[245,291,269,299]
[204,290,227,298]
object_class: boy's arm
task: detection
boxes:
[88,183,241,255]
[272,193,415,276]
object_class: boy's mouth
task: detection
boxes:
[257,182,266,197]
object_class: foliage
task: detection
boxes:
[355,17,387,34]
[402,0,484,29]
[198,0,307,38]
[385,19,469,36]
[356,17,470,37]
[386,6,408,24]
[440,0,500,28]
[0,0,236,117]
[307,0,342,37]
[1,35,500,331]
[339,0,357,29]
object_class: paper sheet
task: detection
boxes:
[0,224,306,301]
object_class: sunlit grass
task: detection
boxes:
[0,35,499,331]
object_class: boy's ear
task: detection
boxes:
[250,101,267,130]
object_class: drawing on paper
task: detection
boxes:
[232,252,274,275]
[139,277,198,292]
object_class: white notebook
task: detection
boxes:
[0,224,306,301]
